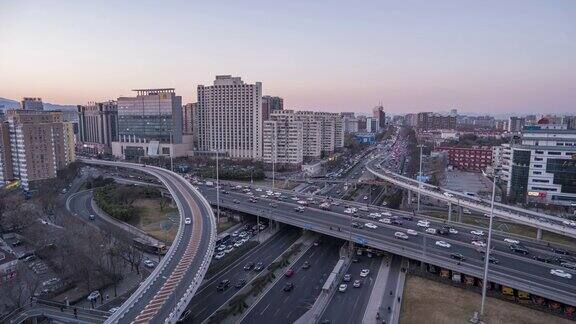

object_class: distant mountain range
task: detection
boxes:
[0,97,76,111]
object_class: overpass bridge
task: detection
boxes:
[196,182,576,307]
[366,158,576,239]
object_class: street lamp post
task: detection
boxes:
[272,127,276,189]
[215,150,220,226]
[169,131,174,172]
[480,173,498,317]
[417,144,424,213]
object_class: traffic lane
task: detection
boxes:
[203,187,574,264]
[240,239,341,324]
[382,255,402,323]
[183,229,300,323]
[321,255,382,324]
[151,172,214,322]
[210,196,576,299]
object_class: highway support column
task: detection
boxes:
[537,228,543,240]
[458,205,463,222]
[448,202,452,222]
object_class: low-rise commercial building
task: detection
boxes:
[434,146,492,172]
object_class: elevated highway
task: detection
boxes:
[80,159,217,324]
[366,159,576,239]
[196,183,576,307]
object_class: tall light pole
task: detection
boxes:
[272,126,276,189]
[417,144,424,213]
[215,149,220,226]
[169,131,174,172]
[480,173,498,317]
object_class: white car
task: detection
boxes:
[381,211,392,217]
[363,196,368,200]
[143,260,155,268]
[470,230,485,236]
[215,252,225,259]
[339,284,348,292]
[184,218,191,225]
[217,245,226,251]
[87,291,100,302]
[443,192,454,198]
[365,223,378,229]
[550,269,572,279]
[417,221,430,228]
[394,232,409,240]
[369,213,381,219]
[379,218,391,224]
[234,241,243,248]
[472,241,486,248]
[406,229,418,236]
[425,228,437,234]
[504,238,519,244]
[463,209,471,214]
[255,188,263,192]
[449,228,458,234]
[360,269,370,277]
[344,208,354,214]
[435,241,451,248]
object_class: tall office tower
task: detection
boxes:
[373,105,386,129]
[112,88,187,160]
[262,96,284,121]
[77,101,118,155]
[503,121,576,205]
[508,116,525,133]
[0,110,75,190]
[262,111,303,167]
[183,102,196,135]
[563,116,576,130]
[21,97,44,111]
[196,75,262,159]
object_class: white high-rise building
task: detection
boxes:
[293,111,344,156]
[263,112,303,166]
[196,75,262,159]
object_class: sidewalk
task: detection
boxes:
[362,255,391,323]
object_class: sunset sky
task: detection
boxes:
[1,0,575,114]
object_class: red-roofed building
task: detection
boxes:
[434,146,493,172]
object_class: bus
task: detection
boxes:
[133,237,167,255]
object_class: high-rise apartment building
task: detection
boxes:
[503,122,576,205]
[196,75,262,159]
[342,112,358,134]
[21,97,44,111]
[77,101,118,155]
[112,88,189,160]
[416,112,456,130]
[183,102,196,135]
[508,116,525,133]
[262,111,303,167]
[0,110,75,190]
[293,111,344,156]
[373,105,386,129]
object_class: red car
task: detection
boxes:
[284,269,294,277]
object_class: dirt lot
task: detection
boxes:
[132,198,178,242]
[400,276,572,324]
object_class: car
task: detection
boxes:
[360,269,370,277]
[463,208,471,214]
[504,238,519,244]
[184,218,191,225]
[87,290,100,301]
[483,255,499,264]
[314,241,320,246]
[254,262,264,271]
[443,192,454,198]
[234,279,247,288]
[533,255,555,263]
[285,269,295,277]
[233,199,240,204]
[353,279,362,288]
[216,280,231,291]
[417,220,430,228]
[244,262,254,270]
[379,218,391,224]
[425,228,437,234]
[394,232,409,240]
[470,230,485,236]
[224,246,234,253]
[89,214,95,221]
[551,247,570,255]
[294,206,305,213]
[283,283,295,292]
[435,241,451,248]
[343,274,351,282]
[449,228,458,234]
[509,244,529,255]
[143,260,155,268]
[472,241,486,248]
[561,262,576,270]
[217,244,226,251]
[269,203,277,208]
[214,251,225,259]
[363,196,368,200]
[108,307,119,314]
[450,253,465,261]
[550,269,572,279]
[302,261,310,269]
[338,284,348,292]
[406,229,418,236]
[364,222,378,229]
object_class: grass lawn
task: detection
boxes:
[400,275,572,324]
[131,198,179,243]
